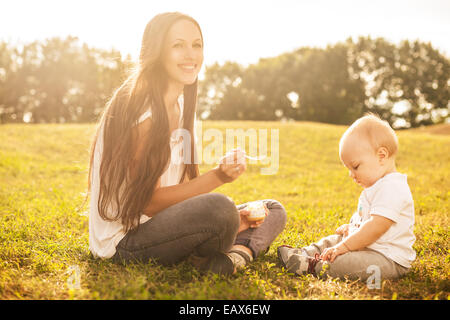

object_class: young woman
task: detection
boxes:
[88,12,286,275]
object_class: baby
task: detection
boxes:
[278,114,416,281]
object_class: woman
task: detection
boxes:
[88,12,286,275]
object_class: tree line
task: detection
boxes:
[0,36,131,124]
[0,36,448,127]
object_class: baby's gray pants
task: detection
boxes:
[303,234,409,282]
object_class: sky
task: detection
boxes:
[1,0,449,69]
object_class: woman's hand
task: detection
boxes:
[335,224,350,237]
[237,204,268,233]
[214,149,247,183]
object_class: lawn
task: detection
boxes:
[0,121,448,300]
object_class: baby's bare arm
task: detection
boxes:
[321,215,394,262]
[342,215,394,251]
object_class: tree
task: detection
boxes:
[0,37,128,123]
[0,42,25,123]
[198,61,245,119]
[199,38,449,127]
[349,36,450,128]
[285,45,366,124]
[199,44,366,124]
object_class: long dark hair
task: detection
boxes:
[88,12,201,232]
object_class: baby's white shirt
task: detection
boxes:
[348,172,416,268]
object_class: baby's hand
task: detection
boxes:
[335,224,350,237]
[320,242,349,262]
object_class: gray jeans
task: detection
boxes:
[303,234,409,281]
[112,193,287,265]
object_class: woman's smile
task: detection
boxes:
[178,63,197,73]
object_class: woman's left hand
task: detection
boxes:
[237,205,268,233]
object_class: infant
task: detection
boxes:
[278,114,416,281]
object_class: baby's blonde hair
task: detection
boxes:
[340,113,399,157]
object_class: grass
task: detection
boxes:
[0,121,449,300]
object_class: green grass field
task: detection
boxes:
[0,121,449,300]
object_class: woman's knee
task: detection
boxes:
[200,193,239,231]
[194,193,239,253]
[263,199,287,230]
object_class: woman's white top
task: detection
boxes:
[89,95,186,259]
